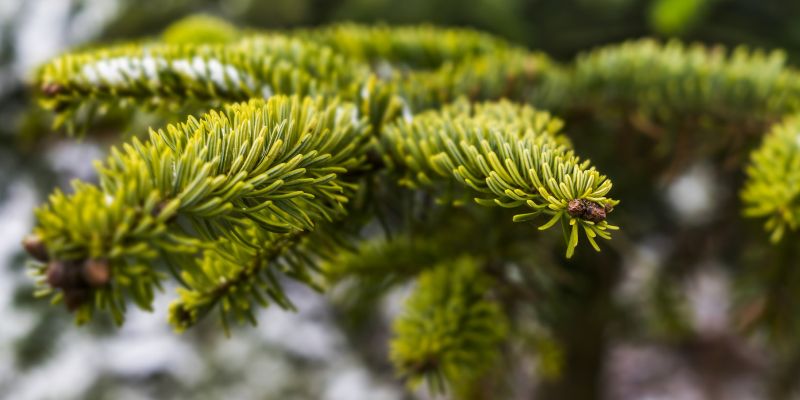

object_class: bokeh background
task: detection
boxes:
[2,0,800,399]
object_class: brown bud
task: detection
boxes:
[22,234,49,262]
[46,261,67,288]
[583,202,607,223]
[566,199,609,223]
[41,82,61,97]
[46,260,83,289]
[63,288,89,311]
[82,259,111,287]
[567,199,586,218]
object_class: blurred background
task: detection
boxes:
[2,0,800,399]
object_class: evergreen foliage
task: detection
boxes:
[380,100,617,257]
[36,35,369,132]
[161,14,240,45]
[390,256,507,393]
[742,116,800,242]
[22,14,800,396]
[568,39,800,121]
[31,96,370,328]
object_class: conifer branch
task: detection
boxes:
[25,19,625,337]
[394,50,552,112]
[33,23,559,135]
[568,39,800,123]
[390,256,508,393]
[160,14,241,45]
[742,115,800,242]
[29,96,371,324]
[36,36,368,131]
[300,23,511,69]
[380,100,618,257]
[168,228,307,333]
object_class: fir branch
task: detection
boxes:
[568,39,800,122]
[168,229,307,334]
[29,95,371,324]
[160,14,241,45]
[380,99,618,257]
[394,49,553,112]
[742,115,800,242]
[170,198,371,334]
[390,256,508,393]
[300,23,511,69]
[35,35,369,131]
[35,20,556,136]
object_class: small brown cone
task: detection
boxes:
[46,261,67,288]
[46,260,84,289]
[82,259,111,287]
[567,199,585,218]
[41,83,61,96]
[583,201,607,223]
[22,234,49,262]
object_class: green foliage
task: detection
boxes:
[22,16,640,396]
[324,235,444,284]
[381,99,618,257]
[35,21,557,136]
[742,116,800,242]
[161,14,241,45]
[569,39,800,124]
[300,23,510,68]
[297,24,555,112]
[31,95,370,327]
[390,256,508,393]
[393,49,554,112]
[649,0,710,36]
[17,6,800,400]
[168,225,354,333]
[36,35,368,132]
